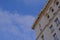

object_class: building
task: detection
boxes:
[32,0,60,40]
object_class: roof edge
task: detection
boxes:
[32,0,52,29]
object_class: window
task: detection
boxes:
[58,6,60,8]
[50,25,54,33]
[53,33,59,40]
[50,7,54,12]
[46,14,50,19]
[39,24,42,31]
[52,8,54,12]
[41,35,44,40]
[55,18,60,26]
[56,1,59,5]
[47,15,50,18]
[59,28,60,31]
[39,24,41,27]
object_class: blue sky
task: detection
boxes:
[0,0,47,40]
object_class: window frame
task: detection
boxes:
[53,33,59,40]
[41,35,44,40]
[54,18,60,26]
[49,25,55,33]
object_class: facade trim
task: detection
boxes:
[36,9,60,40]
[32,0,52,29]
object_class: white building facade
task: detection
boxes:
[32,0,60,40]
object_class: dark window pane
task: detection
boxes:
[53,33,59,40]
[50,25,54,33]
[59,28,60,31]
[56,2,59,5]
[55,18,60,26]
[41,35,44,40]
[52,9,54,12]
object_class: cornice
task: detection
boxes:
[32,0,52,29]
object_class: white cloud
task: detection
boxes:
[0,10,36,40]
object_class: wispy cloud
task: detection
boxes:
[0,9,36,40]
